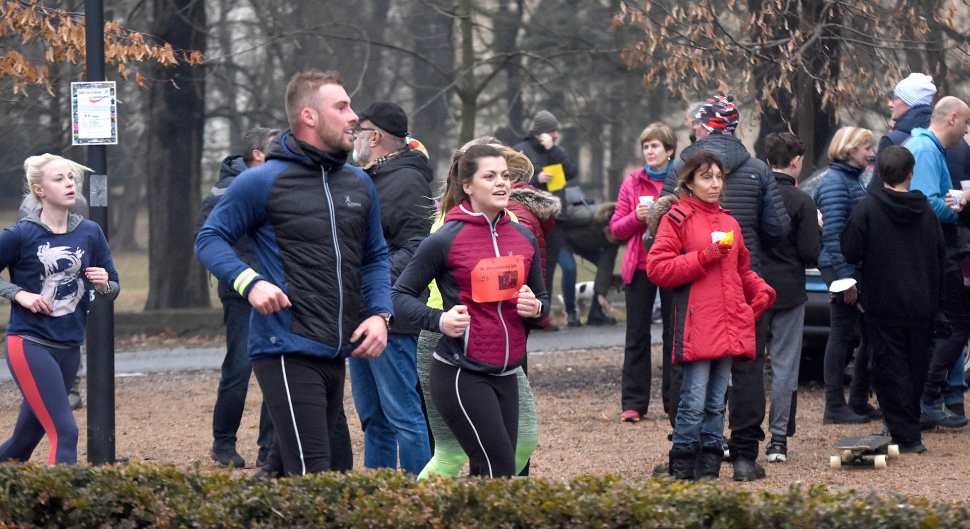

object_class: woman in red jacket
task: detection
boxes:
[647,150,775,481]
[610,122,676,423]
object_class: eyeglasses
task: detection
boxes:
[352,126,376,136]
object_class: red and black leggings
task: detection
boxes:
[0,335,81,464]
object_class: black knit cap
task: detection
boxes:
[532,110,560,135]
[357,101,408,138]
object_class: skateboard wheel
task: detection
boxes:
[843,450,853,460]
[874,455,887,469]
[830,455,841,470]
[887,444,899,459]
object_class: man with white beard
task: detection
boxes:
[351,101,435,473]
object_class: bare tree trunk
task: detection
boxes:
[214,0,242,151]
[457,0,477,144]
[495,0,525,136]
[408,0,454,165]
[144,0,210,309]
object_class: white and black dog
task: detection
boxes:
[558,276,624,314]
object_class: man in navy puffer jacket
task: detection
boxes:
[197,71,393,477]
[868,73,936,192]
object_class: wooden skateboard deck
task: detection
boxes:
[831,435,898,470]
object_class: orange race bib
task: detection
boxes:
[470,255,526,303]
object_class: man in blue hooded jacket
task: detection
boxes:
[907,96,970,431]
[196,70,393,477]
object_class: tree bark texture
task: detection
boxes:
[144,0,210,309]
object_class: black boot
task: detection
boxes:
[586,292,617,325]
[668,449,696,481]
[695,445,723,480]
[566,310,582,327]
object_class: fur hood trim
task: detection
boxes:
[509,187,561,220]
[596,202,617,225]
[648,194,680,235]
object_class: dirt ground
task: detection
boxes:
[1,343,969,504]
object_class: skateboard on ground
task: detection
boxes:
[830,435,899,470]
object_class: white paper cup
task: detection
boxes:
[711,231,727,243]
[962,180,970,191]
[949,189,963,209]
[639,196,654,206]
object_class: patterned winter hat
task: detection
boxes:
[695,95,739,134]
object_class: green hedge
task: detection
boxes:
[0,463,965,528]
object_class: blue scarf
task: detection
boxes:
[645,162,671,182]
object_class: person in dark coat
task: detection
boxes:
[350,101,434,474]
[514,111,580,327]
[659,94,791,482]
[939,138,970,415]
[760,133,821,463]
[868,73,937,192]
[813,126,878,425]
[842,146,946,454]
[196,127,279,470]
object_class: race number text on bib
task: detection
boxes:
[471,255,525,303]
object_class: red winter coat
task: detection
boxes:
[507,182,560,328]
[646,195,775,364]
[507,183,559,283]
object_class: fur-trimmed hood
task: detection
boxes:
[648,194,680,235]
[596,202,616,226]
[509,184,561,220]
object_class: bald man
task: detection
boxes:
[906,96,970,432]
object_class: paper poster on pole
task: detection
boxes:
[71,82,117,145]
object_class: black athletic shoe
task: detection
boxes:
[765,438,787,463]
[651,462,669,478]
[211,448,245,469]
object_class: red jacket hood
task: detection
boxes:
[444,200,511,228]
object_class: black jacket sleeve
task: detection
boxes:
[797,194,822,267]
[392,231,450,333]
[384,169,433,282]
[549,145,579,182]
[840,200,868,265]
[759,171,792,245]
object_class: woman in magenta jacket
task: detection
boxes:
[646,150,775,481]
[610,123,676,423]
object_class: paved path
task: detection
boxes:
[0,322,662,382]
